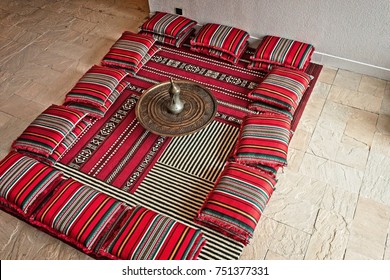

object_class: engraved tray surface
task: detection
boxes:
[135,80,217,137]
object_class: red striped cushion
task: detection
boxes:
[0,152,62,217]
[233,113,292,168]
[248,67,312,113]
[247,60,273,71]
[250,35,314,71]
[195,162,276,245]
[102,39,160,74]
[32,178,126,253]
[12,105,87,157]
[248,101,293,120]
[190,23,249,58]
[140,28,194,47]
[101,32,157,73]
[191,42,248,65]
[65,65,127,108]
[66,80,129,119]
[140,11,197,39]
[100,205,206,260]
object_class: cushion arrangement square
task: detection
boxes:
[195,162,276,245]
[139,11,197,47]
[101,32,159,74]
[190,23,249,64]
[249,35,315,71]
[12,104,87,158]
[31,178,127,254]
[247,67,312,114]
[232,113,292,168]
[100,205,206,260]
[65,65,128,110]
[65,80,129,119]
[0,152,63,218]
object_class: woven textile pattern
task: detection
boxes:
[12,104,87,157]
[33,178,125,252]
[140,11,197,39]
[140,28,194,48]
[233,113,291,168]
[248,67,312,113]
[250,35,314,70]
[0,152,62,216]
[101,205,206,260]
[195,162,276,245]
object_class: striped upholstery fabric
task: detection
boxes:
[233,113,291,168]
[140,28,194,47]
[140,11,197,39]
[65,65,127,109]
[250,35,315,71]
[12,105,87,157]
[195,162,276,245]
[66,80,129,119]
[100,205,206,260]
[0,152,62,217]
[190,42,248,65]
[190,24,249,58]
[248,67,312,113]
[101,32,158,74]
[248,101,293,120]
[247,60,273,72]
[32,178,126,253]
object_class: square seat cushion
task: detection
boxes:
[65,80,129,119]
[100,205,206,260]
[139,11,197,47]
[101,32,158,74]
[12,104,87,158]
[0,152,63,218]
[250,35,315,71]
[65,65,128,109]
[190,23,249,59]
[195,162,276,245]
[232,113,292,168]
[247,67,312,113]
[32,178,126,254]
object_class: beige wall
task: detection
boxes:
[148,0,390,79]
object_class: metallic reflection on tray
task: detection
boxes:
[136,79,217,137]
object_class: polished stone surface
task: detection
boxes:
[1,0,390,260]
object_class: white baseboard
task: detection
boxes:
[311,52,390,81]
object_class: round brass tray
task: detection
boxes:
[135,80,217,137]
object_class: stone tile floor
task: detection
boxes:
[0,0,389,260]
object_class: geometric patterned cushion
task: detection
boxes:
[0,152,63,217]
[126,44,161,75]
[100,205,206,260]
[247,67,312,113]
[232,113,292,168]
[101,32,156,73]
[195,162,276,245]
[32,178,126,253]
[250,35,315,71]
[12,105,87,157]
[140,11,197,39]
[65,65,128,109]
[190,23,250,58]
[65,80,129,119]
